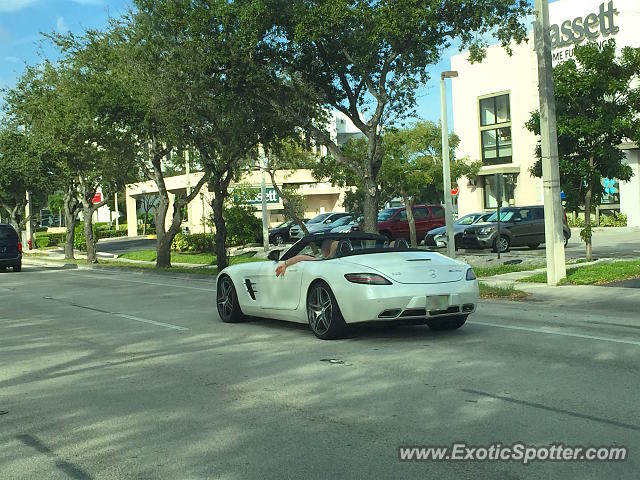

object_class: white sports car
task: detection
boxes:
[216,233,479,340]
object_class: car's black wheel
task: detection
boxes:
[528,243,540,250]
[564,234,569,247]
[273,234,285,246]
[13,262,21,273]
[427,315,468,331]
[217,275,246,323]
[306,281,348,340]
[492,235,510,253]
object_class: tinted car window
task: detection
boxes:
[431,206,445,219]
[532,208,545,220]
[397,210,407,221]
[377,209,396,221]
[413,208,429,220]
[518,209,531,221]
[0,226,18,241]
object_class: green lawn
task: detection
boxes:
[473,263,545,278]
[479,282,529,300]
[119,249,266,266]
[518,259,640,285]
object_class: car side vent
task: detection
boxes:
[406,259,432,262]
[378,309,402,319]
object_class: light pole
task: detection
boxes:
[258,144,269,252]
[534,0,566,285]
[440,70,458,258]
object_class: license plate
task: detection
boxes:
[427,295,449,311]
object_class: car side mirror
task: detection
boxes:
[268,250,281,262]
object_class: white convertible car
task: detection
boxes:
[216,233,479,340]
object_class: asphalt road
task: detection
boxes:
[96,237,157,255]
[1,264,638,479]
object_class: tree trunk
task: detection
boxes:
[362,177,380,234]
[401,191,417,247]
[82,206,98,264]
[584,184,593,262]
[63,187,79,259]
[154,190,171,268]
[211,192,228,271]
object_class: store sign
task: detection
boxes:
[246,188,280,205]
[550,1,619,50]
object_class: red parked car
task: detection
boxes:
[377,205,446,242]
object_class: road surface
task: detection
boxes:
[1,264,637,479]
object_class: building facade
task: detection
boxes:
[451,0,640,226]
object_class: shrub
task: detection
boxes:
[567,213,627,228]
[74,222,97,251]
[224,204,263,247]
[96,229,127,240]
[35,236,50,248]
[35,226,48,233]
[172,233,215,253]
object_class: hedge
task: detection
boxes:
[568,213,627,228]
[172,233,215,253]
[35,236,50,248]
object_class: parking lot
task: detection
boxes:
[1,263,638,479]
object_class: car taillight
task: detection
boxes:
[563,211,567,222]
[344,273,392,285]
[18,242,22,253]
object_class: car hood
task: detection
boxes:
[341,251,467,284]
[463,221,497,233]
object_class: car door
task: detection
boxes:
[393,209,410,239]
[509,208,534,246]
[429,205,445,231]
[531,207,546,244]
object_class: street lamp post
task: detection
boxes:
[440,70,458,258]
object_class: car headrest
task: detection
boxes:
[395,239,410,250]
[337,239,354,256]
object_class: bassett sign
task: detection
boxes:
[549,1,619,49]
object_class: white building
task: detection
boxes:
[451,0,640,226]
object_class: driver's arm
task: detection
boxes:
[275,254,316,277]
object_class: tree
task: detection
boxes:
[268,0,531,233]
[526,42,640,260]
[0,124,50,232]
[138,193,158,236]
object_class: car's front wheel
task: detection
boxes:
[13,261,21,273]
[427,315,468,331]
[217,276,246,323]
[492,235,510,253]
[306,281,348,340]
[273,234,285,246]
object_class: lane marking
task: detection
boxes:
[469,320,640,346]
[114,313,189,331]
[42,297,190,331]
[60,270,216,292]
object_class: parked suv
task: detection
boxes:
[460,206,571,253]
[377,205,446,242]
[289,212,351,240]
[0,224,22,272]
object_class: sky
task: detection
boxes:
[0,0,544,126]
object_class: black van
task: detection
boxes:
[0,224,22,272]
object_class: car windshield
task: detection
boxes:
[486,211,515,222]
[308,213,332,224]
[455,214,478,225]
[330,216,353,227]
[377,209,396,221]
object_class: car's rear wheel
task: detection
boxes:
[306,281,348,340]
[564,233,569,247]
[492,235,510,253]
[427,315,468,331]
[13,262,21,273]
[273,234,284,246]
[217,275,246,323]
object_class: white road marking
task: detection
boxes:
[61,270,216,292]
[469,320,640,346]
[114,313,190,331]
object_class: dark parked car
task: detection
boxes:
[377,205,446,241]
[268,219,309,245]
[424,212,493,249]
[0,224,22,272]
[460,205,571,253]
[289,212,351,240]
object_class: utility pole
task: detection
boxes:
[114,192,119,230]
[25,190,33,249]
[258,144,269,252]
[185,149,192,233]
[440,71,458,258]
[534,0,566,285]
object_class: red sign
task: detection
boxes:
[451,187,459,196]
[92,192,103,204]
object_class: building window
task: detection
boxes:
[483,174,517,209]
[479,94,512,165]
